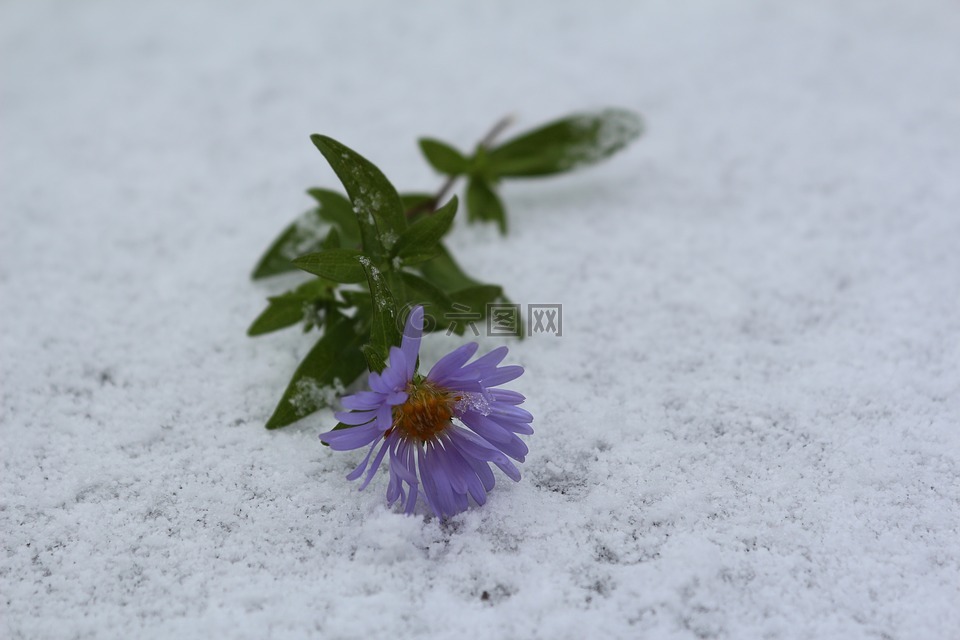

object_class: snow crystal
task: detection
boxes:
[279,211,327,259]
[455,392,491,416]
[289,377,342,416]
[559,109,643,172]
[381,230,397,249]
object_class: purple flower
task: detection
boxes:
[319,306,532,518]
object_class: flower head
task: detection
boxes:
[320,306,532,518]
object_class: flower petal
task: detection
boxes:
[495,419,535,436]
[424,443,458,517]
[340,390,386,411]
[334,409,378,426]
[401,306,424,379]
[404,482,419,515]
[434,442,468,495]
[497,432,528,462]
[381,347,408,389]
[386,463,402,505]
[416,446,442,517]
[384,390,409,406]
[459,411,512,445]
[491,456,521,482]
[468,455,496,491]
[454,346,509,379]
[448,425,508,463]
[346,440,379,481]
[319,422,382,451]
[489,389,526,405]
[426,342,479,385]
[480,365,524,387]
[368,371,391,394]
[376,403,393,431]
[359,436,392,490]
[439,434,488,506]
[490,404,534,424]
[448,427,518,483]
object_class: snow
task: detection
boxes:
[290,378,343,420]
[562,109,643,171]
[2,1,959,638]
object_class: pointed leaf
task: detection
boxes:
[361,344,387,374]
[321,226,340,250]
[395,247,442,266]
[248,298,310,336]
[306,188,361,247]
[247,279,333,336]
[359,257,400,371]
[400,192,434,213]
[488,108,643,178]
[310,135,406,260]
[467,177,507,234]
[251,208,329,279]
[451,285,524,337]
[415,242,482,292]
[340,289,372,316]
[419,138,469,175]
[293,248,366,283]
[395,271,454,333]
[449,285,504,314]
[264,315,368,429]
[392,196,457,261]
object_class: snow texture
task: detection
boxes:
[2,1,959,638]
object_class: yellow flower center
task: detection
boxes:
[390,381,456,442]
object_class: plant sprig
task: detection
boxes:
[249,108,643,429]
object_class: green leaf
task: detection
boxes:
[359,257,400,372]
[394,247,441,267]
[307,188,361,247]
[415,242,482,292]
[391,196,457,262]
[467,177,507,234]
[419,138,469,175]
[487,108,643,178]
[292,248,366,283]
[264,314,368,429]
[394,271,454,333]
[321,226,340,250]
[450,285,503,314]
[400,192,434,214]
[247,279,332,336]
[400,191,439,222]
[361,344,387,374]
[310,135,406,260]
[252,189,363,279]
[251,208,329,279]
[340,289,372,315]
[449,285,516,337]
[248,298,310,336]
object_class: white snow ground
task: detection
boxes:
[2,1,959,638]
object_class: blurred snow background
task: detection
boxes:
[2,1,958,638]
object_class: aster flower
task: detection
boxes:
[319,306,532,518]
